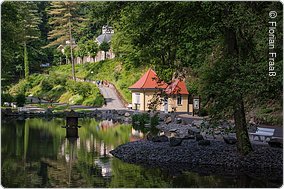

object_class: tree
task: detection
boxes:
[109,2,282,155]
[18,2,41,78]
[86,39,99,61]
[99,41,110,60]
[46,1,86,80]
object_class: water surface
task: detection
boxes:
[1,118,281,188]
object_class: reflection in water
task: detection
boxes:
[1,118,282,188]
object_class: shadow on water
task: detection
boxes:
[1,117,282,188]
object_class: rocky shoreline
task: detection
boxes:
[1,108,134,122]
[111,119,283,180]
[110,137,283,180]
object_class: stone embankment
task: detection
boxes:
[1,108,134,123]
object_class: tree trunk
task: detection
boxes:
[69,17,76,81]
[233,96,253,155]
[24,42,29,78]
[226,28,253,155]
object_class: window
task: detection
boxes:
[177,95,182,105]
[135,93,140,104]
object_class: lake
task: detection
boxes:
[1,118,281,188]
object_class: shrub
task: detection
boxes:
[15,93,26,107]
[40,77,53,91]
[199,108,208,117]
[69,94,84,105]
[150,114,159,127]
[82,95,104,107]
[58,92,73,103]
[1,93,14,105]
[132,113,150,126]
[9,79,30,96]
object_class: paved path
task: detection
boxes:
[75,77,126,110]
[98,84,126,110]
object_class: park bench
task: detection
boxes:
[249,127,275,142]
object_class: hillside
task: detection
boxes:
[7,72,104,107]
[50,58,148,103]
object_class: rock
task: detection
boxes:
[152,135,168,142]
[268,138,283,148]
[118,111,125,116]
[214,130,221,135]
[198,140,211,146]
[195,134,204,141]
[182,119,188,125]
[144,123,151,128]
[188,129,195,136]
[158,117,164,122]
[169,129,177,132]
[176,118,182,124]
[169,137,183,146]
[146,132,154,141]
[124,117,131,122]
[170,132,177,137]
[165,116,172,124]
[45,108,53,115]
[125,112,130,117]
[223,136,237,144]
[183,135,195,140]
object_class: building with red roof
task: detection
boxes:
[129,69,192,113]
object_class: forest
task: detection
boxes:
[1,2,283,154]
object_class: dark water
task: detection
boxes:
[1,118,281,188]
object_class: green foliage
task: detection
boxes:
[8,71,103,107]
[15,93,26,107]
[82,95,104,107]
[9,79,31,96]
[66,80,93,98]
[1,93,14,105]
[199,108,208,117]
[132,113,150,126]
[99,41,110,52]
[85,39,98,58]
[69,94,84,105]
[150,114,159,127]
[50,59,146,102]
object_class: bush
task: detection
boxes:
[150,114,159,127]
[132,113,150,126]
[199,108,208,116]
[1,93,14,105]
[69,94,84,105]
[15,93,26,107]
[82,95,104,107]
[9,79,30,96]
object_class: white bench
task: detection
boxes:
[249,127,275,142]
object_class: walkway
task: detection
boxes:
[98,84,126,110]
[75,78,126,110]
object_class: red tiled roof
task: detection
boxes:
[164,79,189,95]
[129,69,168,89]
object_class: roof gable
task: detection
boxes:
[164,79,189,95]
[129,69,167,89]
